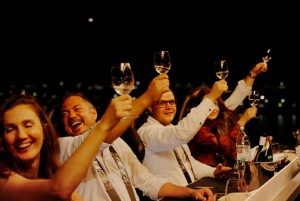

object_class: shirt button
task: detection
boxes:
[199,122,202,125]
[209,109,211,111]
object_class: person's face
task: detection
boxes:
[3,104,44,166]
[203,95,220,120]
[61,96,97,136]
[148,91,177,126]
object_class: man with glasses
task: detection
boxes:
[137,79,241,186]
[137,61,268,186]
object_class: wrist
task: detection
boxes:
[248,72,257,79]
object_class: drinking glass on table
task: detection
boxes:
[215,60,231,93]
[111,62,138,120]
[225,178,249,201]
[248,90,260,118]
[214,193,226,201]
[154,50,171,74]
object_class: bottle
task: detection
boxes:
[255,136,273,162]
[236,127,252,162]
[253,133,267,162]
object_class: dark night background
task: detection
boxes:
[1,3,300,147]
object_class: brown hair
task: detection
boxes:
[194,86,240,136]
[0,94,60,178]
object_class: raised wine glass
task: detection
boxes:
[111,62,138,120]
[262,49,272,63]
[215,60,231,93]
[248,90,260,118]
[154,50,171,74]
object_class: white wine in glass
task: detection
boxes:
[262,49,272,63]
[111,62,138,119]
[248,90,260,118]
[215,60,231,93]
[154,50,171,74]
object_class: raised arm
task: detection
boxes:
[0,95,132,201]
[225,62,267,110]
[104,73,170,143]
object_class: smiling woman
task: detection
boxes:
[0,93,131,201]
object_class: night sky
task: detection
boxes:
[1,3,300,146]
[1,3,299,88]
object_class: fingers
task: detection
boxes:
[108,94,133,119]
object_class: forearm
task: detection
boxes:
[158,183,195,199]
[51,120,110,195]
[104,93,152,143]
[225,80,251,110]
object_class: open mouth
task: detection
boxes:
[16,142,31,149]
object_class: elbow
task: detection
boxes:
[49,185,74,200]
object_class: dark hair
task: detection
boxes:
[0,94,60,178]
[61,92,94,108]
[195,86,240,136]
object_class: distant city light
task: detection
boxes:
[264,99,269,103]
[280,81,284,86]
[281,99,285,103]
[278,103,283,107]
[260,95,265,100]
[88,18,93,22]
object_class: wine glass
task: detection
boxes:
[248,90,260,118]
[215,60,231,93]
[154,50,171,74]
[214,193,226,201]
[111,62,138,120]
[262,49,272,63]
[225,178,249,201]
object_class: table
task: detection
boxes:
[159,177,228,201]
[246,152,300,201]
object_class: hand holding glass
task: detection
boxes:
[154,50,171,74]
[248,90,260,118]
[111,63,138,119]
[215,60,231,93]
[262,49,272,63]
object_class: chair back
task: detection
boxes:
[177,95,196,122]
[120,111,149,163]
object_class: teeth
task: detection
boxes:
[18,143,31,148]
[72,122,81,127]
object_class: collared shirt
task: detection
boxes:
[137,79,251,186]
[58,129,168,201]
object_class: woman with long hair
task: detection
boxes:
[0,93,131,201]
[188,86,257,167]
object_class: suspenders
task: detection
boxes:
[94,146,137,201]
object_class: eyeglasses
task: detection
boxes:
[156,100,177,108]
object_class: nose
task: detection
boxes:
[165,102,172,108]
[69,110,77,118]
[16,127,27,140]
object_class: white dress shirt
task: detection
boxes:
[137,80,251,186]
[58,128,168,201]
